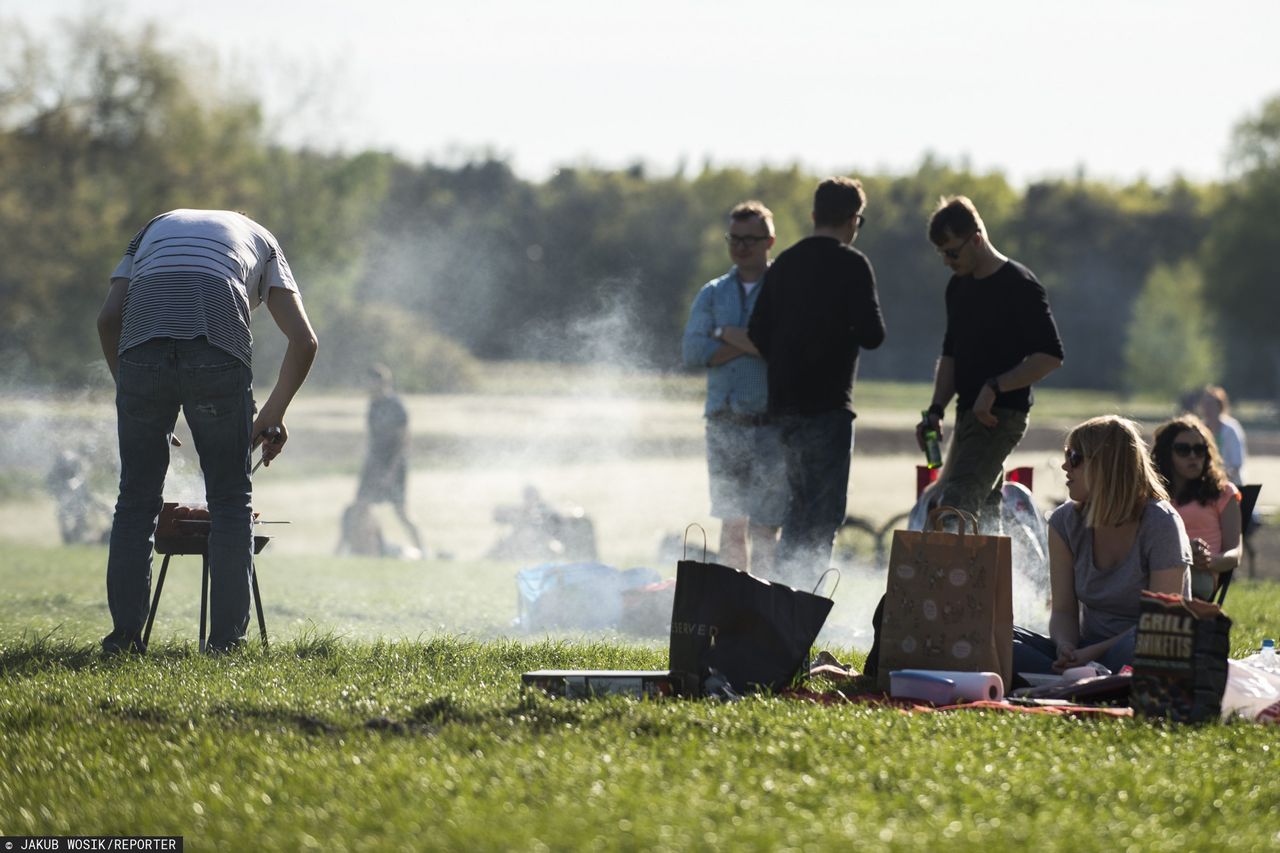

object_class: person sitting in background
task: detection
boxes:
[1012,416,1191,678]
[1198,385,1247,485]
[1151,416,1241,601]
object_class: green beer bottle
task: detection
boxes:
[921,410,942,469]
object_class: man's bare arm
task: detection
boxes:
[971,352,1063,428]
[253,288,319,464]
[916,356,956,449]
[990,352,1063,392]
[96,278,129,382]
[719,326,760,356]
[708,344,745,366]
[929,356,957,410]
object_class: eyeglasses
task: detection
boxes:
[1064,448,1084,469]
[854,213,866,229]
[937,233,974,260]
[1172,442,1208,459]
[725,233,770,248]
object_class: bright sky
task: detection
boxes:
[11,0,1280,184]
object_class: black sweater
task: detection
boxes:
[748,236,886,416]
[942,260,1064,413]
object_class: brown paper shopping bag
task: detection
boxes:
[875,507,1013,691]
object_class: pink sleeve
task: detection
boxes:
[1217,482,1240,514]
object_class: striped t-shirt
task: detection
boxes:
[110,209,298,367]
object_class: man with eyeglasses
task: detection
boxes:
[917,195,1064,529]
[681,201,786,574]
[747,177,886,585]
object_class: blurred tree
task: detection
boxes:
[1123,261,1221,399]
[1201,94,1280,401]
[1006,176,1210,390]
[0,14,1260,399]
[312,303,479,393]
[0,16,387,388]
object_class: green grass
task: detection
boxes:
[3,543,1280,849]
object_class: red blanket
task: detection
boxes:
[781,687,1132,718]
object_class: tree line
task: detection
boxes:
[3,17,1278,404]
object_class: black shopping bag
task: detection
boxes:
[668,559,835,695]
[1131,591,1231,724]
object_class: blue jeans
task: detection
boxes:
[106,337,255,651]
[1012,625,1137,680]
[775,410,853,587]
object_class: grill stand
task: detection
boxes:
[143,538,270,652]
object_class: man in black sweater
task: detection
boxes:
[748,177,886,585]
[917,196,1064,528]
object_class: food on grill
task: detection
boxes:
[157,502,260,537]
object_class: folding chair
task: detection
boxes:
[1213,483,1262,606]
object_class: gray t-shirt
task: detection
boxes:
[1048,499,1192,640]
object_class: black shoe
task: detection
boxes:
[205,638,246,656]
[101,631,147,656]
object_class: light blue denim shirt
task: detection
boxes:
[681,266,769,417]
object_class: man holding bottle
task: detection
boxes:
[916,196,1064,528]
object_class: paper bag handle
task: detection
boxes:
[812,568,840,599]
[927,506,978,535]
[683,523,708,562]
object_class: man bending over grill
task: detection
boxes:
[96,209,319,654]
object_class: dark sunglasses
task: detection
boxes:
[1172,442,1208,459]
[854,213,866,228]
[938,233,974,260]
[725,233,770,248]
[1064,448,1084,469]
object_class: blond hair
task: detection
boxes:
[1066,415,1168,527]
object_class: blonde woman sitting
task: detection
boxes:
[1012,416,1191,678]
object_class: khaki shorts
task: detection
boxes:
[705,415,788,527]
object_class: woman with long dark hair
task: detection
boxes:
[1151,415,1241,600]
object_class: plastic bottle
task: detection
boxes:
[921,410,943,470]
[1261,639,1277,672]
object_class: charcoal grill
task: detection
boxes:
[142,503,275,651]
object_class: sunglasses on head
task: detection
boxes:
[1172,442,1208,459]
[1064,448,1084,469]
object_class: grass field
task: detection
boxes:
[2,542,1280,850]
[2,374,1279,848]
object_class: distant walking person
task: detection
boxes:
[1197,385,1247,485]
[355,364,425,557]
[681,201,786,574]
[916,196,1064,528]
[96,209,318,654]
[748,178,886,584]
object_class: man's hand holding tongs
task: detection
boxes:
[251,419,288,471]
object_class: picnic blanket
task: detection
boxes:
[780,687,1132,718]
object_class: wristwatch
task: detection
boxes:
[713,326,724,340]
[986,376,1001,394]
